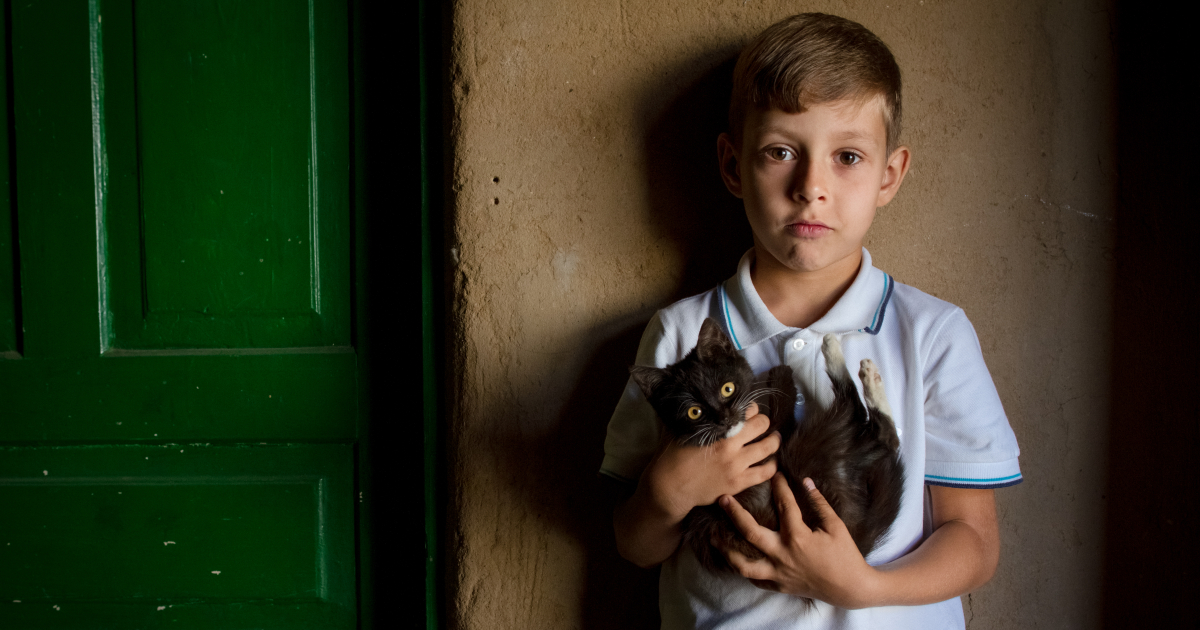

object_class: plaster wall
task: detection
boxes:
[445,1,1115,628]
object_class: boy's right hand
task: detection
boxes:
[615,402,780,568]
[644,402,781,521]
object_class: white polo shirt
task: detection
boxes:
[601,248,1021,630]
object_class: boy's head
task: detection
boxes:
[729,13,902,154]
[717,13,911,282]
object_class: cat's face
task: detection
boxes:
[631,319,756,446]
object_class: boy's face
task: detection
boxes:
[718,98,910,278]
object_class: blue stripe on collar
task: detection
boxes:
[719,284,743,350]
[859,273,893,335]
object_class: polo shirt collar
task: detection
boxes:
[719,247,894,350]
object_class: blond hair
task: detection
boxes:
[730,13,902,153]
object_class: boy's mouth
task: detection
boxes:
[787,220,831,238]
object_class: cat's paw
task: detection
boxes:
[821,334,848,379]
[859,359,893,416]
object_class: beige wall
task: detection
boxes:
[444,1,1115,627]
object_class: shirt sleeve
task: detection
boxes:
[922,309,1023,489]
[599,312,676,483]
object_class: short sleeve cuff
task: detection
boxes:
[925,458,1023,489]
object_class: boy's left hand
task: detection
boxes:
[717,472,877,609]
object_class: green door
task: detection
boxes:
[0,1,391,627]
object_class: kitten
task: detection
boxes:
[630,317,904,580]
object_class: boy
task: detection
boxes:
[600,13,1022,629]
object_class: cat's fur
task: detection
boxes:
[630,317,905,581]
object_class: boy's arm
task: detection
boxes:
[719,474,999,608]
[614,406,781,568]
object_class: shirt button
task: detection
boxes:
[792,339,806,350]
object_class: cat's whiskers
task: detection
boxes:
[686,424,721,450]
[735,387,784,415]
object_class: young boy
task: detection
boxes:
[600,13,1022,629]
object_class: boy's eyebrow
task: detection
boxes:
[759,126,880,145]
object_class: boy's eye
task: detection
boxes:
[687,406,702,420]
[837,152,861,166]
[720,382,735,398]
[766,147,795,161]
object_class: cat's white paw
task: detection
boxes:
[822,334,848,380]
[859,359,893,417]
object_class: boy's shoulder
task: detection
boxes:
[887,276,965,322]
[639,285,726,362]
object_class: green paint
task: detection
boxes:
[0,446,355,627]
[1,2,362,628]
[93,0,350,351]
[0,445,353,601]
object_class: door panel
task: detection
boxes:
[1,2,361,628]
[96,0,350,351]
[0,446,354,628]
[0,444,354,602]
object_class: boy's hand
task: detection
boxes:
[645,402,781,521]
[614,402,780,568]
[719,472,877,608]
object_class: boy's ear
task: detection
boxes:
[717,132,744,199]
[876,145,911,207]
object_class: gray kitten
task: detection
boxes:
[631,318,904,588]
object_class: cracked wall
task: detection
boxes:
[445,1,1115,627]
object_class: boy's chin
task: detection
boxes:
[758,243,863,276]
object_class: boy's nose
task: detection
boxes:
[792,157,828,203]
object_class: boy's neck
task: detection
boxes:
[749,245,863,329]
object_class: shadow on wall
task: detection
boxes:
[1102,3,1200,626]
[641,54,754,302]
[485,53,751,629]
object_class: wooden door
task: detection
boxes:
[0,1,406,627]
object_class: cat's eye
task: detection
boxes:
[720,382,736,398]
[687,406,702,420]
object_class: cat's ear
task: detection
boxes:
[630,365,667,398]
[696,318,736,362]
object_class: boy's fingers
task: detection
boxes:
[743,401,760,421]
[723,545,775,582]
[737,412,772,445]
[718,495,756,532]
[745,430,781,460]
[748,458,777,485]
[718,495,776,553]
[800,477,839,530]
[771,473,810,536]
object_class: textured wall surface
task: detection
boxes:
[445,1,1115,628]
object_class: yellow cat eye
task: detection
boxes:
[721,382,736,398]
[687,406,702,420]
